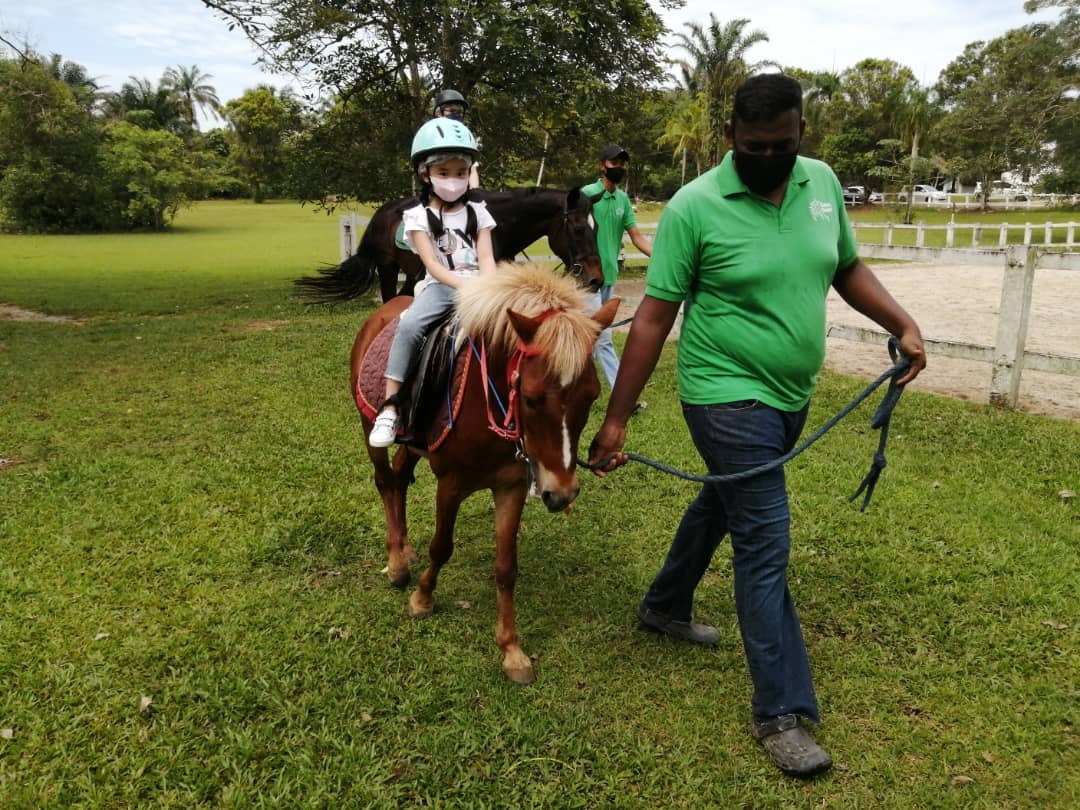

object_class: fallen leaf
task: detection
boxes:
[981,752,995,763]
[952,775,975,786]
[1042,620,1069,630]
[93,632,110,641]
[931,481,942,489]
[1,728,13,739]
[139,696,153,713]
[1058,490,1075,500]
[455,600,472,610]
[360,712,373,722]
[328,627,351,639]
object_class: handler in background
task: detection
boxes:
[587,73,925,778]
[583,143,653,409]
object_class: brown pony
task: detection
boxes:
[350,264,619,684]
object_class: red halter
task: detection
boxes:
[478,309,562,441]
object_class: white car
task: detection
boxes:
[899,184,947,203]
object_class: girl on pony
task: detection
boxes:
[368,118,497,448]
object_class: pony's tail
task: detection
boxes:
[294,232,379,304]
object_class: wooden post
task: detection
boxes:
[1023,223,1033,245]
[998,223,1009,247]
[916,222,925,247]
[1045,222,1053,245]
[1068,222,1076,247]
[885,222,894,246]
[972,225,982,247]
[946,222,955,247]
[990,245,1037,409]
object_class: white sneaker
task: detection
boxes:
[368,408,400,448]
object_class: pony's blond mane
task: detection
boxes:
[454,264,601,385]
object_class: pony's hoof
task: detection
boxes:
[503,653,536,685]
[387,567,411,589]
[407,592,433,618]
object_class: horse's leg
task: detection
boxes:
[369,444,421,588]
[408,476,464,618]
[377,263,399,303]
[492,483,534,685]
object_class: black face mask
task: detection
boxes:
[733,150,798,195]
[603,166,626,184]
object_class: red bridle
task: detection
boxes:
[477,309,563,441]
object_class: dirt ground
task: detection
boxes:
[609,263,1080,422]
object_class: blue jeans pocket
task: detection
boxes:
[708,399,761,413]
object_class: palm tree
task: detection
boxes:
[40,53,101,111]
[657,92,707,185]
[162,65,221,133]
[103,76,185,132]
[673,15,777,165]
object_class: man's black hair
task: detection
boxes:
[731,73,803,123]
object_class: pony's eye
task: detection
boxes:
[523,395,543,410]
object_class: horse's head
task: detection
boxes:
[506,297,619,512]
[549,187,604,294]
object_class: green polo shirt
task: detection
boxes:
[582,179,636,286]
[645,152,857,410]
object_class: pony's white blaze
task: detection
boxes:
[561,415,572,469]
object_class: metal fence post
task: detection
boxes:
[990,245,1038,409]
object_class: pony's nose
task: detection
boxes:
[541,488,579,513]
[587,278,602,292]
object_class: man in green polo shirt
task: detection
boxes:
[587,74,926,778]
[582,144,653,406]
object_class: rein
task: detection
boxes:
[583,338,912,511]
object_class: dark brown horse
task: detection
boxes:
[297,187,604,304]
[350,264,619,684]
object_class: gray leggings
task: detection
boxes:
[384,281,456,383]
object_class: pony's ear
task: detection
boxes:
[566,186,581,208]
[507,309,543,344]
[591,298,620,330]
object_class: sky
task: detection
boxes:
[0,0,1062,125]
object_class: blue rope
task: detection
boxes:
[468,336,514,427]
[582,338,911,511]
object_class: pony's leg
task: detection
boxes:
[369,444,421,588]
[408,478,464,618]
[492,484,535,685]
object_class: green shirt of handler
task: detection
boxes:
[581,176,636,287]
[581,144,654,400]
[645,152,857,411]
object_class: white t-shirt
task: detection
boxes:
[402,200,496,279]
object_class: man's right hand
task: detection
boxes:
[587,420,628,477]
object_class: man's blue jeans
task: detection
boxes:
[641,399,820,723]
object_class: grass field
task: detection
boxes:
[1,201,1078,807]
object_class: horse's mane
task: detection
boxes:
[454,264,601,386]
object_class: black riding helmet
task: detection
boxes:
[433,88,468,114]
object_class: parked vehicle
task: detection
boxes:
[898,184,948,203]
[843,186,866,206]
[868,190,884,203]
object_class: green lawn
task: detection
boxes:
[1,201,1077,807]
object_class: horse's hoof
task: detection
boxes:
[408,592,433,618]
[387,567,411,589]
[502,649,536,685]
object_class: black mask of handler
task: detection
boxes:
[733,150,798,195]
[603,166,626,184]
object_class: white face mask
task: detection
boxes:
[430,176,469,202]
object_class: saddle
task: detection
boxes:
[355,314,472,451]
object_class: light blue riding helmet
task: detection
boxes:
[410,118,479,170]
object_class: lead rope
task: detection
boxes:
[582,338,911,511]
